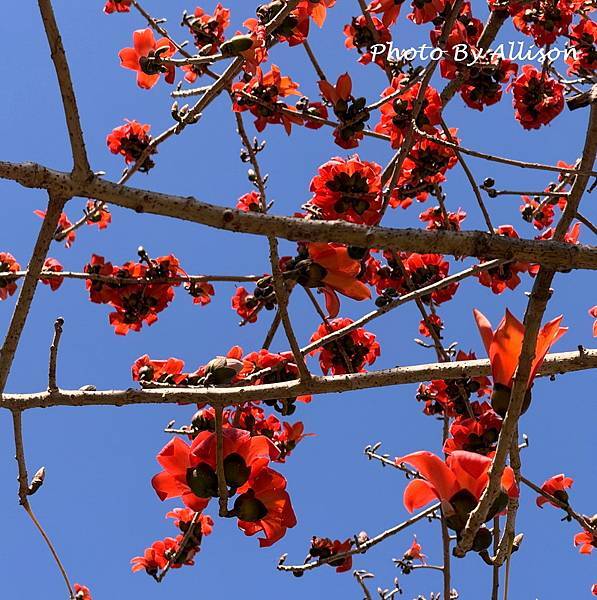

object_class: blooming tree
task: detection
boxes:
[1,0,596,598]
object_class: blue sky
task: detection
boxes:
[0,1,595,598]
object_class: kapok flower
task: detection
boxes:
[40,258,64,291]
[307,155,382,225]
[403,253,458,305]
[231,65,301,134]
[375,76,442,148]
[34,210,75,248]
[477,226,529,294]
[419,206,466,231]
[132,355,187,385]
[232,286,260,323]
[574,529,597,555]
[344,15,391,67]
[186,281,215,306]
[300,0,336,27]
[308,536,353,572]
[309,318,380,375]
[397,450,518,539]
[0,252,21,301]
[509,0,576,46]
[74,584,93,600]
[443,402,503,456]
[119,29,176,89]
[233,466,297,547]
[520,195,555,230]
[104,0,131,14]
[319,73,369,149]
[536,474,574,508]
[409,0,446,24]
[302,242,371,306]
[85,200,112,230]
[184,4,230,52]
[106,120,155,172]
[237,191,263,212]
[166,508,214,537]
[511,66,564,130]
[473,308,567,416]
[367,0,403,26]
[419,314,443,339]
[131,538,177,575]
[592,583,597,596]
[566,19,597,77]
[403,536,426,563]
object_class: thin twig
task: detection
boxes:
[48,317,64,392]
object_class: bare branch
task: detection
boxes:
[38,0,91,180]
[48,317,64,392]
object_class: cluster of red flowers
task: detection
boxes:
[106,119,155,172]
[307,536,353,572]
[132,345,312,416]
[419,205,466,231]
[366,251,459,306]
[344,14,391,68]
[309,317,380,375]
[566,19,597,77]
[84,252,184,334]
[152,426,296,547]
[131,509,214,578]
[443,401,503,455]
[375,76,442,148]
[305,155,382,225]
[417,350,490,417]
[509,0,578,46]
[231,65,301,134]
[511,66,565,130]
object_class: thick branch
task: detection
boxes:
[38,0,91,179]
[1,162,596,270]
[1,349,594,410]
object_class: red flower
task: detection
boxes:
[536,474,574,508]
[104,0,131,14]
[308,536,353,572]
[520,195,555,230]
[319,73,368,149]
[477,226,529,294]
[403,536,426,563]
[85,200,111,230]
[592,584,597,596]
[299,0,336,27]
[0,252,21,301]
[590,306,597,337]
[246,3,310,47]
[566,19,597,77]
[443,402,503,455]
[368,0,403,26]
[233,466,297,547]
[309,318,380,375]
[166,508,215,537]
[419,206,466,231]
[240,349,312,414]
[184,4,230,54]
[409,0,446,24]
[131,538,176,575]
[512,66,564,130]
[132,355,187,385]
[344,15,391,67]
[74,584,92,600]
[416,350,490,417]
[403,253,458,305]
[390,131,458,208]
[231,65,301,134]
[304,243,371,307]
[307,155,382,225]
[574,529,597,555]
[119,29,176,89]
[187,281,215,306]
[106,120,155,172]
[275,421,313,461]
[375,76,442,148]
[232,286,259,323]
[40,258,64,291]
[237,191,263,212]
[509,0,575,46]
[34,210,75,248]
[419,314,443,338]
[474,308,567,416]
[397,450,518,533]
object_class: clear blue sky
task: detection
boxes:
[0,2,595,598]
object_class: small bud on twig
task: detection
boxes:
[28,467,46,496]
